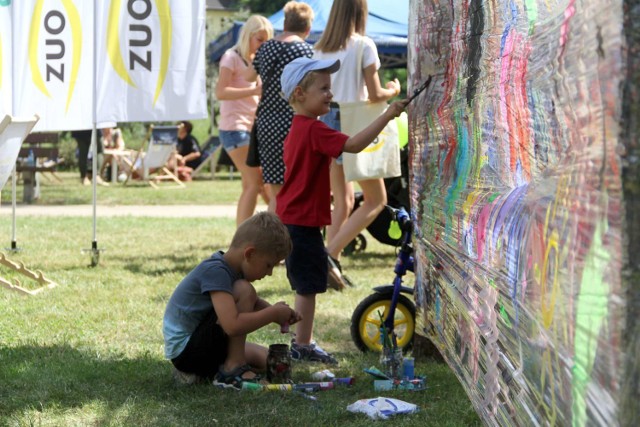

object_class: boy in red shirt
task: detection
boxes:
[276,57,407,363]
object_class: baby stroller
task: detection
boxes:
[342,140,410,255]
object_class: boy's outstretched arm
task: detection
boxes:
[211,291,298,337]
[342,99,409,154]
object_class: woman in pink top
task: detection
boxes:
[215,15,273,225]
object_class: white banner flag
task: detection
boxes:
[11,0,94,132]
[0,1,12,118]
[0,114,38,190]
[95,0,207,123]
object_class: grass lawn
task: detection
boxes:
[1,171,246,206]
[0,177,480,426]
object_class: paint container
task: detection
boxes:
[380,347,403,379]
[402,357,415,379]
[301,381,334,391]
[333,377,356,386]
[374,379,394,391]
[241,382,263,391]
[293,383,320,393]
[266,343,292,384]
[263,384,293,392]
[311,369,335,381]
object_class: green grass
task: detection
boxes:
[0,185,479,426]
[1,171,246,206]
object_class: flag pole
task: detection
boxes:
[89,2,100,267]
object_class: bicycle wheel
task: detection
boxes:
[351,292,416,352]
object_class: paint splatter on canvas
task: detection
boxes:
[408,0,639,425]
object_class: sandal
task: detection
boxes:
[213,364,262,390]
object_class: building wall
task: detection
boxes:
[408,0,638,425]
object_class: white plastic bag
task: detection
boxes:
[346,397,418,420]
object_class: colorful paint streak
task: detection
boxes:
[408,0,636,425]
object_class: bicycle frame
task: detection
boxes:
[383,207,414,333]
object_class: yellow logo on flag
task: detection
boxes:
[27,0,82,112]
[107,0,172,106]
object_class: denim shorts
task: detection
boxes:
[219,130,250,152]
[320,106,343,164]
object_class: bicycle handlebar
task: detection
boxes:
[387,206,413,232]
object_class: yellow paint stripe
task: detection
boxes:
[153,0,172,105]
[107,0,136,87]
[61,0,81,112]
[28,0,51,98]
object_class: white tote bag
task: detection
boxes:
[339,37,400,182]
[340,102,400,182]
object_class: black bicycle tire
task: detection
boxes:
[350,292,416,353]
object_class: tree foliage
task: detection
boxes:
[235,0,289,15]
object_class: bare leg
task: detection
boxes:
[326,161,355,251]
[227,146,268,225]
[266,183,282,213]
[222,279,265,378]
[326,178,386,259]
[293,293,316,345]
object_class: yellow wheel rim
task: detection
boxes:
[358,300,415,352]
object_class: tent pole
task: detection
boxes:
[89,2,100,267]
[90,125,100,266]
[10,165,18,251]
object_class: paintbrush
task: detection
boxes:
[406,75,432,104]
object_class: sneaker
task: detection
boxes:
[172,367,203,386]
[212,364,262,390]
[291,340,338,365]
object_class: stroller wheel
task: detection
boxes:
[342,233,367,256]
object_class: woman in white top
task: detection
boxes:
[313,0,401,271]
[215,15,273,225]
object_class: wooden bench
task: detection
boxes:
[15,132,62,203]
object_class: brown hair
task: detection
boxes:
[179,120,193,134]
[283,1,314,33]
[230,212,292,260]
[314,0,368,53]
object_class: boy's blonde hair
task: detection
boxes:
[234,15,274,62]
[230,212,292,259]
[283,1,314,33]
[287,70,323,104]
[315,0,368,53]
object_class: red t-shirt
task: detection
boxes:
[276,115,348,227]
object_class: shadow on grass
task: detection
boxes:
[0,344,188,423]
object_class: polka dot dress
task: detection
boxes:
[253,40,313,184]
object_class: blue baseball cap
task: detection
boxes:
[280,57,341,100]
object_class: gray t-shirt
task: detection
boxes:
[162,251,241,359]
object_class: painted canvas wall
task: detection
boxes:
[407,0,639,425]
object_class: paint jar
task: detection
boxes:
[402,357,415,379]
[266,343,292,384]
[380,347,403,379]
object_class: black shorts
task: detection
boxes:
[171,310,228,379]
[285,225,328,295]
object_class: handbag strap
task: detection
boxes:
[353,36,365,95]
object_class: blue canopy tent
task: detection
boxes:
[208,0,408,68]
